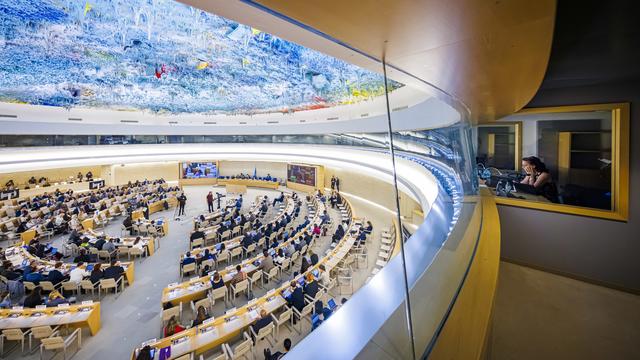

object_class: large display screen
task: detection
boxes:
[287,164,316,187]
[181,162,218,179]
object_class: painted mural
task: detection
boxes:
[0,0,401,115]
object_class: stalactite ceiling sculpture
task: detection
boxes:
[0,0,401,115]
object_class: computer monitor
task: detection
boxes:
[268,248,276,257]
[311,313,321,328]
[214,243,222,251]
[328,298,337,311]
[282,288,292,299]
[86,264,94,272]
[312,269,319,278]
[297,277,305,286]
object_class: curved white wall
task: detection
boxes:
[0,143,438,216]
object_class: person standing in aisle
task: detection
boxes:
[330,176,336,190]
[335,177,340,192]
[177,193,187,216]
[206,191,214,213]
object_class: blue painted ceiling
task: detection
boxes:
[0,0,400,115]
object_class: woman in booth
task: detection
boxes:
[164,316,185,337]
[521,156,552,188]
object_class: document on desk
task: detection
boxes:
[248,310,259,321]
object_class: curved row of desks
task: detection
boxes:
[132,196,357,359]
[0,302,101,336]
[163,196,299,306]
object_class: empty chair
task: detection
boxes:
[216,250,230,268]
[243,243,256,258]
[99,277,124,298]
[98,250,112,262]
[263,266,279,286]
[229,247,243,262]
[181,263,197,281]
[223,332,252,360]
[220,230,231,241]
[29,325,59,352]
[39,281,59,293]
[230,279,248,304]
[292,302,314,333]
[247,270,262,297]
[129,247,145,261]
[231,226,242,237]
[1,328,31,355]
[190,238,204,251]
[209,286,227,307]
[39,328,81,360]
[80,280,98,298]
[118,247,130,260]
[277,258,291,275]
[271,307,293,338]
[61,281,79,297]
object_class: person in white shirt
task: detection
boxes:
[318,264,331,287]
[69,262,89,284]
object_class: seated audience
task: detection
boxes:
[264,338,291,360]
[24,286,44,308]
[164,315,185,337]
[103,259,124,280]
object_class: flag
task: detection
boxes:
[253,167,257,179]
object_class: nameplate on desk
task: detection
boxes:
[171,336,188,345]
[225,307,236,316]
[199,326,217,335]
[202,316,216,325]
[11,306,23,311]
[57,303,70,308]
[167,282,179,288]
[141,339,157,347]
[225,315,238,323]
[35,305,47,310]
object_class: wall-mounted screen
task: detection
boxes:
[287,164,316,187]
[181,162,217,179]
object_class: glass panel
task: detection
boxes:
[486,109,616,211]
[384,63,477,358]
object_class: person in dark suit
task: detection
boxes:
[309,250,319,266]
[103,259,124,280]
[177,193,187,216]
[251,309,273,339]
[47,262,66,285]
[182,252,196,266]
[286,281,305,314]
[303,273,319,299]
[90,263,103,284]
[264,338,291,360]
[94,238,106,251]
[190,230,205,242]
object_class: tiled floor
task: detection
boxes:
[2,185,393,359]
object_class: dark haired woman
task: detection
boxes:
[521,156,552,188]
[521,156,558,202]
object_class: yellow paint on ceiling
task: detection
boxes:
[180,0,556,123]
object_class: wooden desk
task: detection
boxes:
[0,302,101,336]
[20,229,37,244]
[217,178,279,190]
[81,218,94,230]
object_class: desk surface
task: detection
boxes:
[0,302,101,335]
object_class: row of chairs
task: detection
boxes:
[1,325,81,359]
[24,275,125,300]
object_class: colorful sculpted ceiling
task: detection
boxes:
[0,0,400,115]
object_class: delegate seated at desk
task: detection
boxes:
[521,156,552,189]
